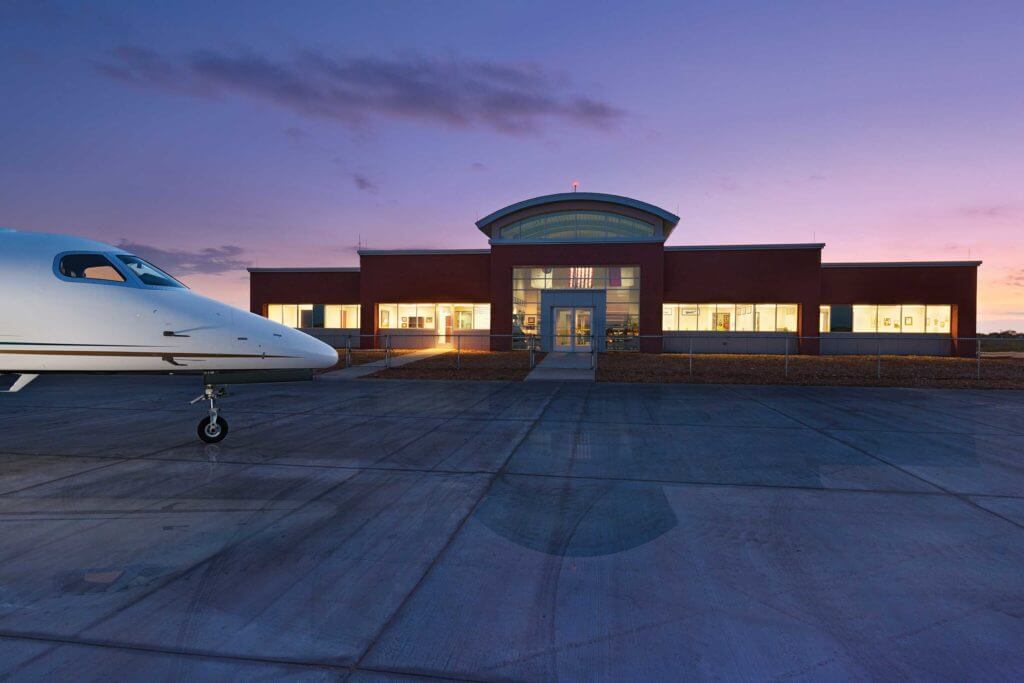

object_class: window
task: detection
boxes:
[323,304,360,328]
[513,266,640,344]
[902,305,926,334]
[662,304,798,332]
[378,303,491,330]
[822,304,853,332]
[735,304,755,332]
[755,304,776,332]
[376,304,393,328]
[927,305,951,333]
[777,304,799,332]
[58,254,126,282]
[853,305,878,333]
[268,304,359,328]
[877,305,901,333]
[473,304,491,330]
[679,305,699,331]
[713,304,734,331]
[499,211,656,242]
[830,304,952,334]
[116,255,185,288]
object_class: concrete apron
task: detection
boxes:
[525,351,595,381]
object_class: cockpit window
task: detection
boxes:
[58,254,126,282]
[116,255,186,288]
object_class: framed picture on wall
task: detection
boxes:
[904,316,913,326]
[526,315,536,326]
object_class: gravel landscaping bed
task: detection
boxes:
[366,350,544,381]
[596,352,1024,388]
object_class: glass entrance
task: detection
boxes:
[553,306,594,352]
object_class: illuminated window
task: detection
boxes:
[902,305,925,334]
[755,304,777,332]
[378,303,490,330]
[735,304,755,332]
[662,304,798,332]
[877,305,901,333]
[499,211,656,241]
[473,304,491,330]
[819,305,831,333]
[324,305,360,329]
[777,304,799,332]
[513,266,640,345]
[713,304,734,331]
[268,304,358,328]
[663,305,679,332]
[853,305,878,332]
[697,304,714,331]
[926,305,951,333]
[830,304,952,334]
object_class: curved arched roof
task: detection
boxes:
[475,192,680,238]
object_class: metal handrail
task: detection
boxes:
[305,330,1019,381]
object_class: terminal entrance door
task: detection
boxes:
[553,307,593,352]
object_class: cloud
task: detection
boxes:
[96,47,625,135]
[1005,270,1024,287]
[470,162,487,171]
[117,241,252,276]
[351,173,378,193]
[959,204,1020,219]
[283,126,307,140]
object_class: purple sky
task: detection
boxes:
[2,1,1022,330]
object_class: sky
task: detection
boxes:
[1,0,1022,331]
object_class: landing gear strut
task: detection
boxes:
[191,384,229,443]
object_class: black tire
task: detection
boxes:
[198,415,229,443]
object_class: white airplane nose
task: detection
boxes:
[299,335,339,369]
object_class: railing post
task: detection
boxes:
[976,337,981,380]
[346,335,352,367]
[784,336,789,378]
[386,334,392,368]
[876,339,881,380]
[457,334,462,370]
[591,334,596,370]
[529,336,536,369]
[688,336,693,379]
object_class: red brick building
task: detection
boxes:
[249,193,979,356]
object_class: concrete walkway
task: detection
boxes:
[525,351,595,381]
[320,347,447,380]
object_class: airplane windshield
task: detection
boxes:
[116,255,187,288]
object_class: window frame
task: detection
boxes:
[114,254,188,290]
[53,251,132,288]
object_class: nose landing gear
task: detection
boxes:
[191,384,229,443]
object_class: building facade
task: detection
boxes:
[249,192,980,356]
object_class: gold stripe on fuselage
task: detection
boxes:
[0,349,296,358]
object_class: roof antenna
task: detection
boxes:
[572,180,579,192]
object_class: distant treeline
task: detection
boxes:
[980,331,1023,352]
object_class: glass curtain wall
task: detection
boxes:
[512,266,640,349]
